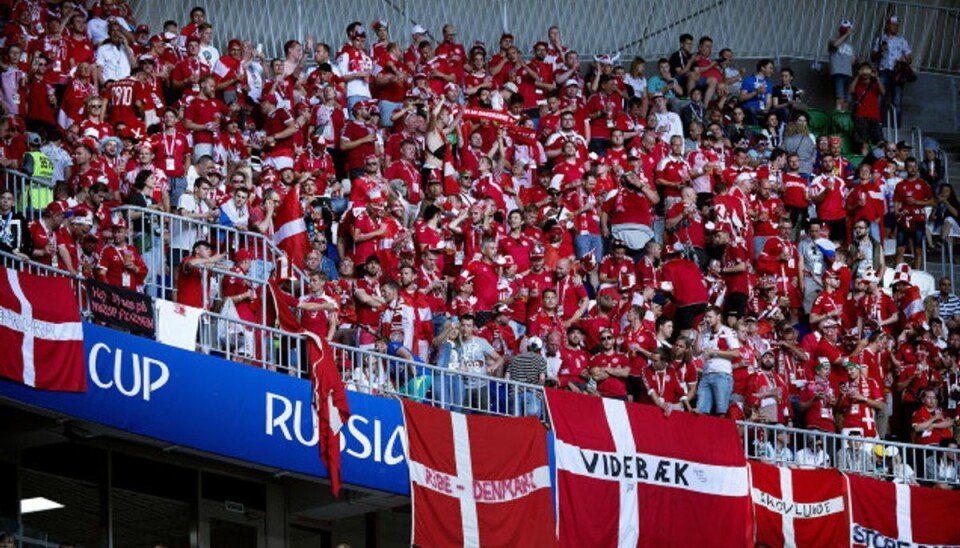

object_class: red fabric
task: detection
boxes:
[750,462,849,548]
[401,400,556,548]
[267,281,349,496]
[273,184,311,271]
[0,268,85,392]
[848,473,960,547]
[546,389,752,548]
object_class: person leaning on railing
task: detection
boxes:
[0,187,33,260]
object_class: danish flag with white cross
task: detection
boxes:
[0,268,85,392]
[546,389,752,547]
[401,399,556,547]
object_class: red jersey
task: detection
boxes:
[590,350,629,397]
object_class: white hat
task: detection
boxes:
[526,336,543,351]
[892,263,912,286]
[549,174,564,192]
[411,24,428,35]
[861,270,879,284]
[503,82,519,94]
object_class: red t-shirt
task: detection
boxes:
[590,351,629,397]
[184,95,227,145]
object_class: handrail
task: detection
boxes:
[0,250,85,312]
[327,341,550,418]
[111,204,308,316]
[197,309,305,374]
[740,421,960,486]
[6,241,960,483]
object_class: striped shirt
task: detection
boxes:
[507,352,547,385]
[938,293,960,320]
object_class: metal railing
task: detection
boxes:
[198,309,306,374]
[112,204,308,301]
[0,250,85,312]
[741,421,960,486]
[1,169,55,220]
[134,0,960,76]
[327,341,549,419]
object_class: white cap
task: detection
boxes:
[412,24,428,35]
[527,336,543,351]
[549,174,564,191]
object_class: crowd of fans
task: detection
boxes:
[0,1,957,484]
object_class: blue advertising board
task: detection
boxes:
[0,323,410,495]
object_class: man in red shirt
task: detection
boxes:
[558,325,591,392]
[29,200,72,270]
[340,100,378,178]
[654,135,691,209]
[260,93,298,171]
[96,217,147,291]
[176,240,224,309]
[893,157,934,269]
[642,348,691,414]
[585,74,621,155]
[601,170,659,254]
[838,361,884,439]
[589,328,631,399]
[912,388,956,445]
[811,153,847,243]
[462,238,500,325]
[660,243,709,335]
[183,75,228,161]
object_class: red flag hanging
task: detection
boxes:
[266,281,349,496]
[546,389,752,547]
[847,473,960,547]
[401,399,556,547]
[0,268,85,392]
[749,461,849,548]
[272,183,311,271]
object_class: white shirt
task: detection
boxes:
[95,42,132,82]
[872,34,912,71]
[653,111,684,143]
[199,44,220,69]
[699,325,740,375]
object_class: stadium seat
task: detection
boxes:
[831,110,854,137]
[807,108,831,136]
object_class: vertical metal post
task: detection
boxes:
[811,0,828,70]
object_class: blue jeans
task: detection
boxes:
[879,70,902,127]
[436,344,465,412]
[696,372,733,415]
[168,176,188,212]
[512,391,542,418]
[574,233,603,262]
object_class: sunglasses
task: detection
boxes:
[600,336,613,341]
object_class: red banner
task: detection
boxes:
[750,461,849,547]
[401,400,556,547]
[0,269,85,392]
[272,183,310,270]
[848,473,960,547]
[546,389,752,547]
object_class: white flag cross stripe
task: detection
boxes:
[2,270,83,387]
[408,412,550,548]
[554,398,747,548]
[895,483,912,544]
[274,218,307,244]
[750,467,845,548]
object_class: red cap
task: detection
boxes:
[78,137,100,154]
[228,38,242,50]
[45,200,69,216]
[136,24,149,34]
[186,35,201,45]
[111,216,128,229]
[235,249,254,262]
